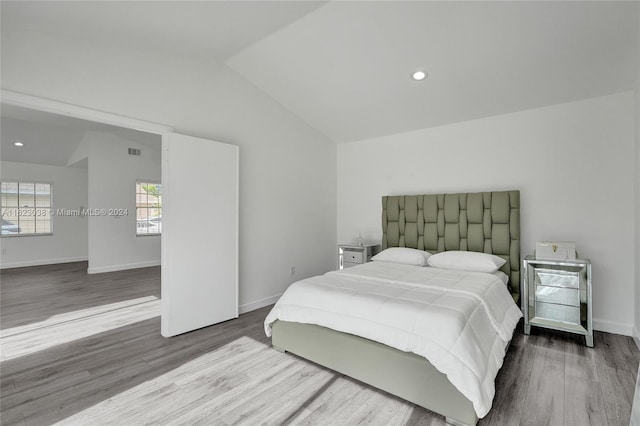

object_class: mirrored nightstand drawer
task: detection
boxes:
[535,285,580,306]
[534,268,580,289]
[534,301,580,325]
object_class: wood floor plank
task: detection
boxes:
[1,262,638,426]
[217,363,334,424]
[355,390,416,425]
[599,365,637,426]
[593,331,640,426]
[166,361,310,425]
[344,387,400,425]
[512,329,566,426]
[564,333,607,426]
[564,375,608,426]
[284,375,357,425]
[480,323,536,425]
[597,331,640,374]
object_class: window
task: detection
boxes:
[136,181,162,235]
[1,181,52,236]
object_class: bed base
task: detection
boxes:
[271,320,478,426]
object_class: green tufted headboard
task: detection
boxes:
[382,190,521,303]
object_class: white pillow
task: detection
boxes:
[492,270,509,286]
[371,247,431,266]
[427,251,507,273]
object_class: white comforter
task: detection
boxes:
[264,262,522,418]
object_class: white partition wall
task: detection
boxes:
[161,133,239,337]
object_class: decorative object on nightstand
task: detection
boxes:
[338,244,380,269]
[535,241,577,260]
[523,255,593,347]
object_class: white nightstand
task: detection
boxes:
[338,244,381,269]
[523,255,593,347]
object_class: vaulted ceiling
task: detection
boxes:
[2,1,638,144]
[228,1,639,142]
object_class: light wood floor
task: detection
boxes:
[1,262,638,425]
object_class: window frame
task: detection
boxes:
[136,180,162,237]
[1,180,54,238]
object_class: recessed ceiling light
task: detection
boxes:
[412,70,427,81]
[14,142,24,147]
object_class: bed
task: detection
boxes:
[265,190,521,426]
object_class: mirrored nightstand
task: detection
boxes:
[523,255,593,347]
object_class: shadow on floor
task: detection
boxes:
[0,306,272,425]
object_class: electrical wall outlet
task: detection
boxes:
[290,266,295,275]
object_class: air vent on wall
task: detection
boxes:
[128,148,141,156]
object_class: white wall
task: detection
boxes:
[1,28,337,311]
[80,132,162,274]
[634,7,640,347]
[338,92,636,335]
[0,161,88,268]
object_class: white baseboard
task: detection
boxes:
[633,327,640,351]
[239,293,282,314]
[593,318,634,336]
[0,256,88,269]
[87,260,160,274]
